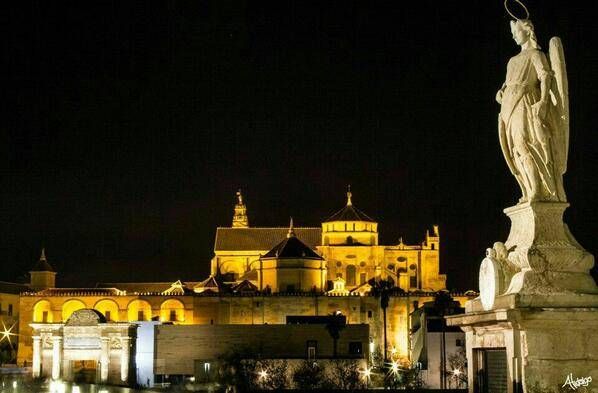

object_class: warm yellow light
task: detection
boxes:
[390,361,399,374]
[0,321,17,345]
[453,368,461,376]
[361,367,372,379]
[49,380,66,393]
[258,370,268,380]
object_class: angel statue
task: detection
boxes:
[496,19,569,203]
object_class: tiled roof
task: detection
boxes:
[262,235,323,260]
[324,204,375,223]
[96,282,189,293]
[31,258,55,272]
[29,288,125,296]
[0,281,30,294]
[214,227,321,251]
[231,280,258,293]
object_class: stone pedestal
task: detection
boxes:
[448,295,598,393]
[501,202,596,297]
[448,202,598,392]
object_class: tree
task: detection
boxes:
[325,312,346,358]
[292,360,326,390]
[447,347,468,389]
[255,359,289,390]
[369,278,394,362]
[326,360,364,390]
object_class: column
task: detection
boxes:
[100,337,110,383]
[51,336,63,380]
[120,337,131,382]
[32,336,42,378]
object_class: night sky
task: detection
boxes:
[3,1,597,290]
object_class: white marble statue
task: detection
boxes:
[496,19,569,203]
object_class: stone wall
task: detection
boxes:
[154,323,370,375]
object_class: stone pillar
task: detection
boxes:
[120,337,131,383]
[51,336,63,380]
[32,336,42,378]
[100,337,110,383]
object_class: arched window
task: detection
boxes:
[346,265,356,286]
[160,299,185,322]
[94,299,120,322]
[127,299,153,321]
[61,299,86,322]
[33,300,53,323]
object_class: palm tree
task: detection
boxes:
[325,311,346,358]
[369,278,394,362]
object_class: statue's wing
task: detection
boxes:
[548,37,569,174]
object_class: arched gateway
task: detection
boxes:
[30,308,137,385]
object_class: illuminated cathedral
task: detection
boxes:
[14,190,472,386]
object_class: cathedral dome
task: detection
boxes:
[321,188,378,246]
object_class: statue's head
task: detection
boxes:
[510,19,539,49]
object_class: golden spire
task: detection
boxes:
[40,248,47,262]
[287,217,295,238]
[346,185,352,206]
[232,189,249,228]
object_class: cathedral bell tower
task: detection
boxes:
[30,248,56,291]
[232,189,249,228]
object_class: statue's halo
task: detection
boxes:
[504,0,530,21]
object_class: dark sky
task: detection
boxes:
[3,1,597,289]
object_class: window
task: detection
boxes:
[286,284,296,293]
[360,273,367,285]
[349,342,363,355]
[8,304,13,316]
[367,310,373,319]
[169,309,177,321]
[431,243,435,250]
[456,339,464,347]
[346,265,356,286]
[42,311,48,323]
[105,310,111,321]
[306,340,317,360]
[138,310,145,321]
[254,301,261,308]
[410,275,418,288]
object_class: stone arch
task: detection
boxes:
[94,299,120,321]
[160,298,185,322]
[33,299,53,323]
[61,299,86,322]
[127,299,153,321]
[346,265,356,286]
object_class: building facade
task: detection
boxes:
[15,190,474,386]
[212,190,446,292]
